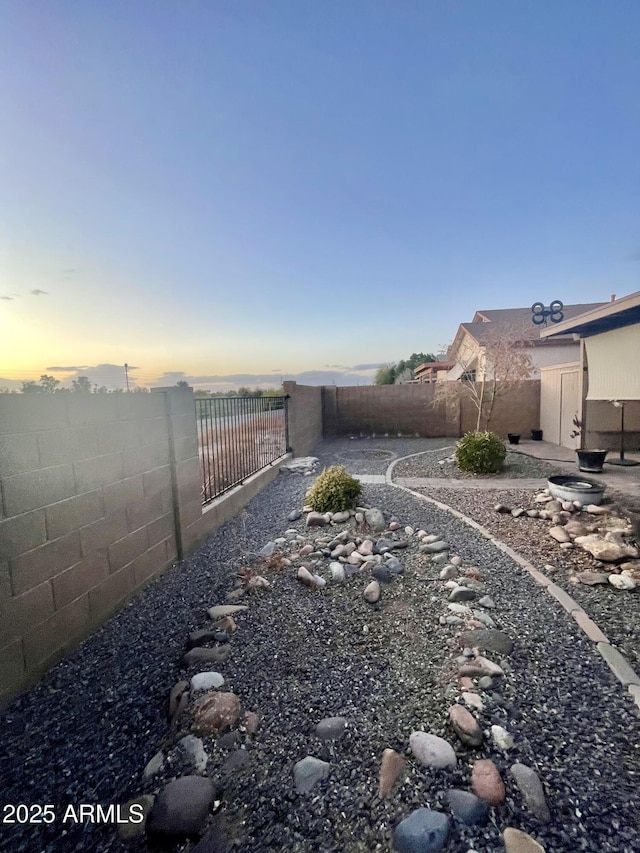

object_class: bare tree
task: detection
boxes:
[435,321,535,431]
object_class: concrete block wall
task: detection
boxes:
[182,460,286,556]
[321,384,455,437]
[459,381,541,437]
[288,381,541,441]
[0,387,293,708]
[0,391,181,707]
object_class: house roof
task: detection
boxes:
[540,291,640,338]
[414,361,452,373]
[473,304,604,325]
[450,302,607,355]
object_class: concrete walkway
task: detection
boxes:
[393,477,547,490]
[509,439,640,501]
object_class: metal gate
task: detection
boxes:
[195,396,290,504]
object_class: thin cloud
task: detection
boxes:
[0,295,14,301]
[46,363,138,375]
[45,363,141,390]
[185,373,287,384]
[31,289,48,296]
[149,369,375,390]
[152,371,189,384]
[352,362,388,370]
[46,365,90,371]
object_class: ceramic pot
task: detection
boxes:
[576,449,608,473]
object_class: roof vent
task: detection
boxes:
[611,294,616,302]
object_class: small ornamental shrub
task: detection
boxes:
[455,430,506,474]
[305,465,362,513]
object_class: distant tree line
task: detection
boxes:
[192,386,283,398]
[12,375,149,394]
[1,375,286,396]
[193,386,286,417]
[374,352,436,385]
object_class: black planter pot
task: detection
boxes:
[576,449,608,473]
[531,429,543,441]
[507,433,520,445]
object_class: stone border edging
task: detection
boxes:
[385,445,455,484]
[378,455,640,713]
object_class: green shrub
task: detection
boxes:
[455,431,506,474]
[305,465,362,512]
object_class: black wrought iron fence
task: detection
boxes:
[195,396,290,504]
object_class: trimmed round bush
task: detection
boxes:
[455,431,506,474]
[305,465,362,513]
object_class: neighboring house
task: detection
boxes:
[445,303,606,382]
[539,291,640,450]
[413,361,453,383]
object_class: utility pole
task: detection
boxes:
[124,363,130,392]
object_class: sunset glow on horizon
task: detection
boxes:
[2,2,639,392]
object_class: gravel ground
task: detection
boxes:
[392,448,564,480]
[1,468,639,853]
[410,485,640,674]
[313,437,455,475]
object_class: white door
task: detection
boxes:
[540,367,561,445]
[560,370,579,449]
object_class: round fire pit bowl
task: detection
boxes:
[547,474,606,506]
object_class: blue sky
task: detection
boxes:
[1,1,639,391]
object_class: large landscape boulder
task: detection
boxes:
[280,457,319,474]
[193,692,241,734]
[574,534,638,562]
[147,776,218,837]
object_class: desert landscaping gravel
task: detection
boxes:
[313,436,455,476]
[1,443,639,853]
[411,484,640,673]
[387,441,640,671]
[391,447,565,481]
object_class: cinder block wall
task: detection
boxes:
[322,384,456,437]
[0,387,292,708]
[459,381,541,436]
[283,381,323,456]
[0,391,184,707]
[297,381,541,439]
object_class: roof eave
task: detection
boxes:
[540,291,640,338]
